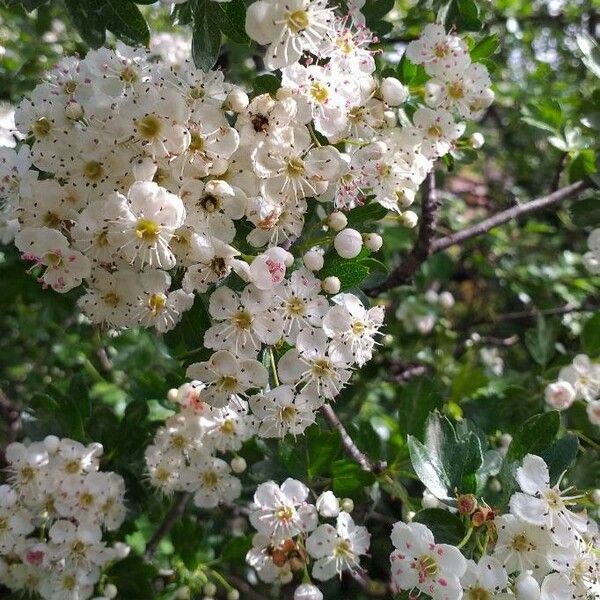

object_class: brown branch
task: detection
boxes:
[319,404,386,474]
[494,302,599,322]
[386,363,428,383]
[550,152,568,193]
[144,492,191,561]
[367,179,591,295]
[367,171,440,296]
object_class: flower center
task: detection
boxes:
[351,321,365,334]
[286,157,305,177]
[312,358,332,378]
[433,42,450,58]
[286,296,305,316]
[0,517,7,531]
[62,575,77,591]
[427,125,443,138]
[135,218,160,242]
[415,554,438,583]
[153,167,170,185]
[83,160,104,182]
[64,80,78,94]
[202,469,219,488]
[231,310,253,330]
[42,211,62,228]
[334,539,352,558]
[79,492,94,508]
[103,292,121,308]
[120,66,138,84]
[189,132,205,153]
[200,193,221,213]
[280,405,297,422]
[189,85,205,100]
[218,375,239,392]
[171,434,187,450]
[468,588,490,600]
[210,257,227,276]
[95,230,109,247]
[275,505,294,521]
[543,488,564,509]
[251,113,270,132]
[310,81,329,104]
[32,117,52,138]
[220,419,236,434]
[20,466,36,483]
[287,9,310,32]
[348,106,364,124]
[137,114,162,140]
[64,459,81,474]
[71,540,87,558]
[447,81,465,99]
[148,293,166,315]
[511,533,533,553]
[336,34,354,54]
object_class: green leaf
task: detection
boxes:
[470,34,499,62]
[331,459,376,498]
[569,149,597,182]
[408,412,483,503]
[524,315,558,367]
[397,377,443,439]
[20,0,49,10]
[306,426,342,478]
[346,202,388,227]
[577,33,600,79]
[64,0,106,48]
[397,52,417,84]
[221,535,253,564]
[539,434,579,484]
[319,253,371,292]
[582,313,600,357]
[105,555,157,598]
[444,0,483,32]
[412,508,467,545]
[506,411,561,462]
[192,0,222,70]
[253,74,281,95]
[213,0,250,44]
[99,0,150,47]
[571,195,600,227]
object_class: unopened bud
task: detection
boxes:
[279,569,294,584]
[104,584,118,599]
[364,233,383,252]
[230,456,247,474]
[514,571,540,600]
[303,250,324,271]
[167,388,179,402]
[227,88,249,112]
[328,211,348,231]
[43,435,60,454]
[322,276,341,294]
[380,77,409,106]
[334,228,363,259]
[340,498,354,513]
[294,583,323,600]
[470,132,485,149]
[400,210,418,229]
[227,590,240,600]
[203,582,217,597]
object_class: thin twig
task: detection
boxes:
[367,179,591,295]
[493,303,599,322]
[226,575,270,600]
[367,171,439,296]
[144,493,191,561]
[386,363,428,383]
[319,404,386,474]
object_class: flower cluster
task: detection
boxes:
[545,353,600,426]
[245,478,368,595]
[391,454,599,600]
[0,437,128,600]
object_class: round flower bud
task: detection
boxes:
[279,570,294,584]
[176,587,190,600]
[544,381,576,410]
[114,542,131,559]
[104,584,118,599]
[316,490,340,518]
[43,435,60,454]
[340,498,354,513]
[514,571,541,600]
[489,477,502,493]
[230,456,247,474]
[438,291,455,309]
[322,276,341,294]
[470,132,485,149]
[424,289,439,304]
[457,494,477,515]
[334,228,363,259]
[592,489,600,504]
[400,210,418,229]
[294,584,324,600]
[226,88,249,113]
[328,211,348,232]
[364,233,383,252]
[381,77,409,106]
[167,388,179,403]
[89,442,104,457]
[499,433,512,448]
[303,250,324,271]
[203,583,217,597]
[227,590,240,600]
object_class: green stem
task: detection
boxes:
[269,348,280,387]
[456,525,474,549]
[574,430,600,451]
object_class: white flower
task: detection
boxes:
[322,293,384,367]
[204,285,284,358]
[278,329,352,400]
[108,182,186,269]
[509,454,588,547]
[413,106,465,158]
[586,399,600,425]
[186,350,268,408]
[183,454,241,508]
[245,0,335,70]
[201,403,255,452]
[15,227,90,292]
[246,533,293,583]
[0,486,34,554]
[249,384,318,437]
[249,247,293,290]
[249,478,318,543]
[294,583,323,600]
[544,381,576,410]
[389,521,467,599]
[460,557,508,599]
[558,354,600,402]
[306,511,369,581]
[275,267,329,343]
[493,514,552,577]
